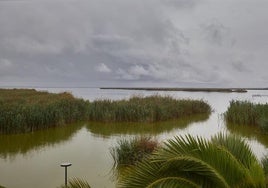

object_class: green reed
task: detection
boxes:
[0,89,211,134]
[225,100,268,131]
[0,89,89,134]
[88,95,211,122]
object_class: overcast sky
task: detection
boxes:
[0,0,268,87]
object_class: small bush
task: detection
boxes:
[110,137,158,167]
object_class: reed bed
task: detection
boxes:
[225,100,268,131]
[0,89,89,134]
[0,89,211,134]
[88,95,211,122]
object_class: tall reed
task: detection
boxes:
[0,89,211,134]
[0,89,89,134]
[88,95,211,122]
[225,100,268,131]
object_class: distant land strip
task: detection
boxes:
[100,87,252,92]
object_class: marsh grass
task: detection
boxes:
[110,137,158,168]
[0,89,89,134]
[88,95,211,122]
[0,89,211,134]
[225,100,268,131]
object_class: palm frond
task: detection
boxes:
[147,176,200,188]
[159,155,230,188]
[58,178,91,188]
[118,133,266,188]
[211,133,257,168]
[118,159,161,188]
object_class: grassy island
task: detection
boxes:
[88,95,211,122]
[0,89,211,134]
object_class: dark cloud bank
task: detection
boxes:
[0,0,267,87]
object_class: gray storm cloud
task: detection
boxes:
[0,0,267,87]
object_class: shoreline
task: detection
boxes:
[100,87,250,93]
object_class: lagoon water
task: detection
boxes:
[0,88,268,188]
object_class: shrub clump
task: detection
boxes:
[110,137,158,167]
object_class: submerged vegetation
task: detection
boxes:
[118,133,266,188]
[225,100,268,131]
[0,89,211,134]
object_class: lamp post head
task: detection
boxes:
[60,162,72,167]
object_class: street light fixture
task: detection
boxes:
[60,162,72,187]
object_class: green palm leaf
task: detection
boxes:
[119,133,266,188]
[147,177,200,188]
[58,178,91,188]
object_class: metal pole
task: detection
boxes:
[60,162,72,187]
[64,166,68,186]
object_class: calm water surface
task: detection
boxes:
[0,88,268,188]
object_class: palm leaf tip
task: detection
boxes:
[58,178,91,188]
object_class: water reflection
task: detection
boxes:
[86,114,210,138]
[226,123,268,148]
[0,123,83,159]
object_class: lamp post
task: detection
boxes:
[60,162,72,187]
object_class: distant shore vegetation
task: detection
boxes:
[101,87,248,92]
[225,100,268,132]
[0,89,211,134]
